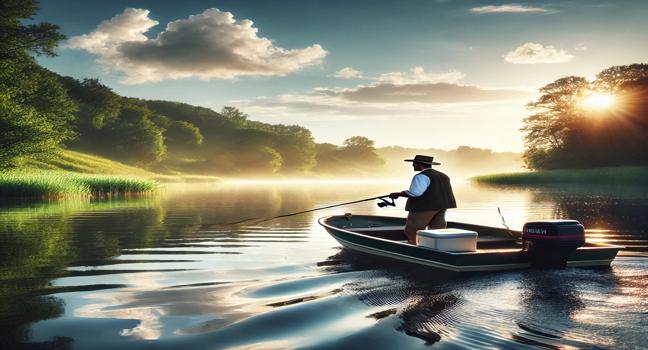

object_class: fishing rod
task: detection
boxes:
[223,194,395,226]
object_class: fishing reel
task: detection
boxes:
[377,197,396,208]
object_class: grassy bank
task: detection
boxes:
[0,171,158,198]
[24,150,156,176]
[0,150,228,197]
[472,166,648,185]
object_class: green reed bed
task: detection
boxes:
[472,166,648,185]
[0,171,158,198]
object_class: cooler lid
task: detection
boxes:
[417,228,478,238]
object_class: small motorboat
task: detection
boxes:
[318,214,621,272]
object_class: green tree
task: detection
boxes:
[0,61,75,168]
[60,77,121,129]
[165,120,203,155]
[340,136,385,166]
[0,0,65,59]
[521,64,648,169]
[0,0,73,168]
[521,76,590,169]
[272,124,316,173]
[594,64,648,91]
[109,102,166,165]
[220,106,248,127]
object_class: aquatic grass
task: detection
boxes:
[472,166,648,185]
[0,171,158,198]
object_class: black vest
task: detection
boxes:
[405,168,457,212]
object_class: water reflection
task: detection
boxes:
[466,183,648,253]
[0,182,646,349]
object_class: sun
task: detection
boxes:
[581,92,615,109]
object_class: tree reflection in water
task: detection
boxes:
[0,197,166,348]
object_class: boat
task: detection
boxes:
[318,214,622,272]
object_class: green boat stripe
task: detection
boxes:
[333,236,530,272]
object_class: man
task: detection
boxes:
[389,155,457,244]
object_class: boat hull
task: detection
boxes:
[319,215,621,273]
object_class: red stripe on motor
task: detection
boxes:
[523,233,584,240]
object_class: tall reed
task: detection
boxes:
[0,171,158,198]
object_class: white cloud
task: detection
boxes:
[66,8,158,55]
[470,4,551,14]
[575,43,588,51]
[376,67,465,85]
[67,8,327,84]
[232,88,529,151]
[233,79,532,123]
[334,67,363,79]
[504,42,574,64]
[229,70,533,151]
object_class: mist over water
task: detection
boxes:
[0,181,646,349]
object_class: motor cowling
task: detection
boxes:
[522,220,585,268]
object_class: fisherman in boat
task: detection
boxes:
[389,155,457,244]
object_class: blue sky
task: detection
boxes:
[35,0,648,151]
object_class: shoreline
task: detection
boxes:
[472,166,648,185]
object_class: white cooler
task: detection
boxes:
[416,228,478,252]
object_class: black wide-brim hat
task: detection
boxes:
[404,154,441,165]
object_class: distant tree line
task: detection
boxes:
[0,1,384,175]
[522,64,648,170]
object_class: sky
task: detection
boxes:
[34,0,648,151]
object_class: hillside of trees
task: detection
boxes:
[0,1,387,176]
[1,1,521,178]
[522,64,648,170]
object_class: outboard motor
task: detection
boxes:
[522,220,585,268]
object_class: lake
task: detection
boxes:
[1,181,647,349]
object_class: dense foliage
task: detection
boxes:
[0,0,75,168]
[522,64,648,169]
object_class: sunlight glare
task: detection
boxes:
[582,92,615,109]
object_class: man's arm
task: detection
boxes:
[389,174,430,199]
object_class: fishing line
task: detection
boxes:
[163,194,392,228]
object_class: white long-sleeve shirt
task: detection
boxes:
[404,172,431,197]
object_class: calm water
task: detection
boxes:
[1,181,647,349]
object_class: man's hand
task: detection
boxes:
[389,192,402,199]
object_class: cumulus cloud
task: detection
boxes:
[233,66,531,121]
[376,67,465,85]
[66,8,157,54]
[470,4,551,14]
[334,67,363,79]
[504,42,574,64]
[66,8,327,84]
